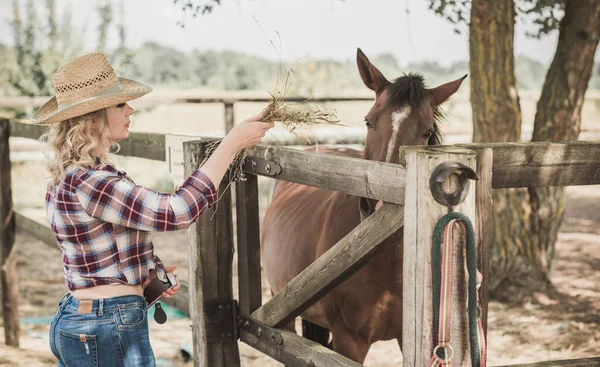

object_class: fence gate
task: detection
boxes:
[182,139,492,367]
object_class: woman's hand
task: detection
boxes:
[161,265,180,299]
[222,114,274,152]
[199,115,274,186]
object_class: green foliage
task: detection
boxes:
[427,0,565,37]
[3,0,77,97]
[517,0,565,38]
[172,0,223,27]
[4,35,598,98]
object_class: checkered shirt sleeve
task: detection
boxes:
[75,169,216,231]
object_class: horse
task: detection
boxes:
[260,48,466,363]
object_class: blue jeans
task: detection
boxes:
[49,294,155,366]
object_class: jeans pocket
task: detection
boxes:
[59,330,99,367]
[118,303,146,329]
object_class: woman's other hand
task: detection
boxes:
[161,265,180,299]
[222,114,274,151]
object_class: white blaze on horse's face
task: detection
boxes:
[386,106,412,163]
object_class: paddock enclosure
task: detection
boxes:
[2,96,600,366]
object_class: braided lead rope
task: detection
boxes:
[429,212,486,367]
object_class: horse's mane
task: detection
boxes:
[386,73,445,146]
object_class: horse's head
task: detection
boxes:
[356,48,466,219]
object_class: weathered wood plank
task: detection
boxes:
[402,147,477,366]
[475,148,493,340]
[12,119,600,189]
[9,120,167,161]
[239,317,363,367]
[0,119,20,347]
[235,175,262,315]
[493,357,600,367]
[224,102,234,133]
[117,132,166,161]
[175,96,375,104]
[456,141,600,188]
[244,145,406,204]
[9,119,44,140]
[14,212,56,249]
[251,202,404,328]
[184,142,240,367]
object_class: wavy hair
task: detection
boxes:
[40,109,117,185]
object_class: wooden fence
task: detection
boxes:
[2,117,600,366]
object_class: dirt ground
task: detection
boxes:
[1,184,599,366]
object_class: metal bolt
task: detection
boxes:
[243,321,250,328]
[218,305,223,309]
[251,160,257,169]
[270,334,276,342]
[265,164,271,173]
[256,327,262,336]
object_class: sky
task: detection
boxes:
[0,0,573,67]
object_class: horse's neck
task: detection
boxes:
[351,197,404,286]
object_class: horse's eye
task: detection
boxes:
[422,130,433,139]
[365,119,373,129]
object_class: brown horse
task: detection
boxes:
[261,48,466,363]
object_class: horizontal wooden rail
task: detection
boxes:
[251,202,404,328]
[456,140,600,188]
[13,211,190,315]
[8,120,364,160]
[245,145,406,204]
[494,356,600,367]
[239,318,363,367]
[10,120,600,191]
[175,96,374,104]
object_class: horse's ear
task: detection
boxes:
[429,74,468,105]
[357,48,389,94]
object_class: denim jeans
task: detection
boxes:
[49,294,155,367]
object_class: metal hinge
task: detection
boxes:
[204,299,238,343]
[237,315,284,347]
[243,157,282,177]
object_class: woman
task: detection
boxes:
[33,53,274,366]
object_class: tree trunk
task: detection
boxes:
[469,0,537,301]
[526,0,600,293]
[470,0,600,301]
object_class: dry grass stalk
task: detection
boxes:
[201,68,339,184]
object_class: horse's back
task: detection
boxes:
[261,147,362,293]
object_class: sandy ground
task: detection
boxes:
[1,184,599,366]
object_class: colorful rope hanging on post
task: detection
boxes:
[428,212,486,367]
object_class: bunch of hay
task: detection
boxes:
[201,68,339,183]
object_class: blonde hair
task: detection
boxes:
[41,109,116,184]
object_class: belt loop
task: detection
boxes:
[58,293,68,307]
[98,298,104,317]
[59,293,70,311]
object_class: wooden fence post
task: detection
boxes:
[474,148,493,342]
[235,174,262,315]
[0,118,20,347]
[224,102,235,133]
[184,140,241,367]
[402,147,478,366]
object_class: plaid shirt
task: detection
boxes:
[45,163,216,291]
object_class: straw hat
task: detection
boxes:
[32,53,152,124]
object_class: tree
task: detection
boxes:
[6,0,67,97]
[429,0,600,301]
[97,0,113,54]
